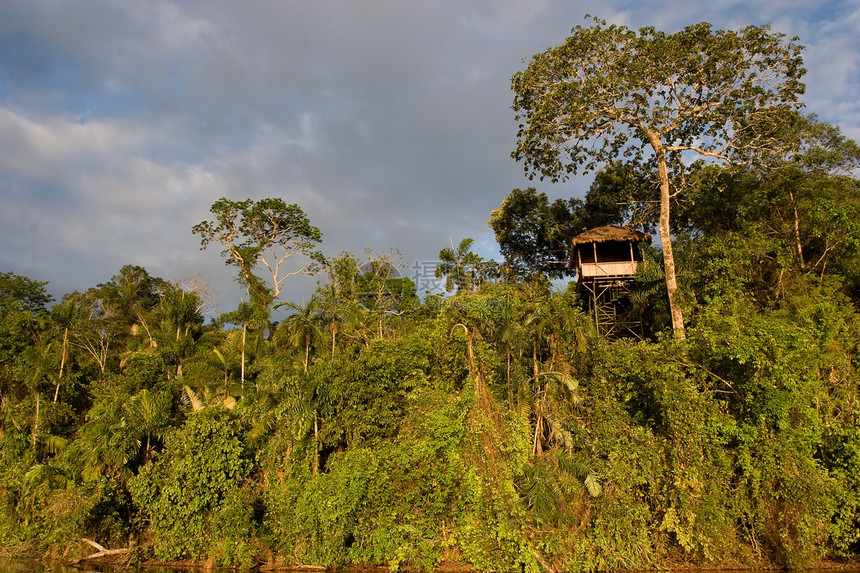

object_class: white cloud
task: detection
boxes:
[0,107,146,178]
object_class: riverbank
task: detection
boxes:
[5,541,860,573]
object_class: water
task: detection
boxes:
[4,556,860,573]
[0,559,186,573]
[0,559,344,573]
[0,559,126,573]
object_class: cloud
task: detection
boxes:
[798,4,860,138]
[0,104,225,296]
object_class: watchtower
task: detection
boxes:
[570,225,652,338]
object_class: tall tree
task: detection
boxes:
[220,301,268,388]
[355,250,418,340]
[192,197,324,309]
[98,265,166,347]
[761,113,860,274]
[674,114,860,293]
[277,297,323,374]
[48,300,79,401]
[511,18,805,339]
[0,272,54,405]
[0,272,54,313]
[315,253,365,357]
[435,238,493,293]
[488,188,582,279]
[152,284,205,379]
[59,266,166,376]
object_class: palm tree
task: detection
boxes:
[276,297,324,374]
[154,285,204,379]
[221,301,268,387]
[123,388,173,464]
[520,288,588,457]
[436,238,483,293]
[498,289,529,401]
[314,252,379,353]
[49,300,78,402]
[316,282,342,358]
[546,288,588,369]
[531,370,585,456]
[283,372,328,474]
[523,289,553,383]
[69,389,171,481]
[20,343,59,450]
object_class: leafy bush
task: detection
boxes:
[129,409,253,565]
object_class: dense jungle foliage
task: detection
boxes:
[2,133,860,572]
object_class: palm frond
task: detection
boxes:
[541,370,583,404]
[184,385,204,411]
[583,471,603,498]
[41,434,69,455]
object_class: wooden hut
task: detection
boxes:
[570,225,652,279]
[570,225,652,338]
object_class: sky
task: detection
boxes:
[1,0,859,313]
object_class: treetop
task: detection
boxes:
[512,17,806,182]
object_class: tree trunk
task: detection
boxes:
[54,327,68,402]
[74,538,131,564]
[653,141,686,340]
[533,411,544,456]
[241,322,246,388]
[506,347,512,401]
[32,393,40,450]
[313,411,319,475]
[789,190,805,269]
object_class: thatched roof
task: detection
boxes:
[571,225,652,246]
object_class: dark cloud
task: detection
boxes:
[1,0,858,310]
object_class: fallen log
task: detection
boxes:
[72,538,131,564]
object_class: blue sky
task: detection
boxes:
[1,0,858,312]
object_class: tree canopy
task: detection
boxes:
[511,18,806,339]
[435,238,496,292]
[0,271,53,313]
[192,197,324,309]
[488,189,582,279]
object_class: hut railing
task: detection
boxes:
[579,261,640,278]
